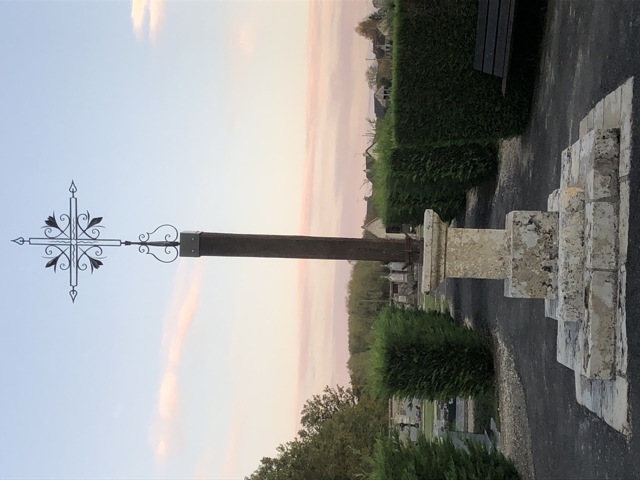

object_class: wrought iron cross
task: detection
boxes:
[12,181,179,302]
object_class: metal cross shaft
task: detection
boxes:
[13,182,421,303]
[179,231,420,263]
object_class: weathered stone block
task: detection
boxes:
[620,118,631,178]
[612,377,629,433]
[586,108,595,132]
[560,148,572,190]
[594,101,604,129]
[445,229,507,279]
[616,265,627,376]
[600,377,629,434]
[422,210,447,293]
[545,298,558,319]
[619,180,629,264]
[620,77,633,123]
[603,88,622,128]
[584,129,620,201]
[581,270,617,379]
[575,373,604,416]
[557,188,585,322]
[574,371,585,405]
[584,202,618,271]
[547,188,561,212]
[579,116,588,137]
[557,319,579,369]
[504,211,558,299]
[570,139,582,186]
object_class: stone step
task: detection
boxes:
[557,319,579,369]
[504,211,558,299]
[580,271,618,379]
[544,190,561,319]
[575,372,629,434]
[580,129,620,380]
[556,188,585,323]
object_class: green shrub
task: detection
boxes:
[382,179,466,224]
[391,0,531,146]
[389,144,497,189]
[369,307,494,400]
[370,433,520,480]
[373,143,497,224]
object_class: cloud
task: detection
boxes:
[131,0,165,40]
[157,371,179,420]
[294,0,371,412]
[150,261,203,464]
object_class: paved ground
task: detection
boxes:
[443,2,640,478]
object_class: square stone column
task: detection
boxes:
[422,210,507,293]
[445,228,507,279]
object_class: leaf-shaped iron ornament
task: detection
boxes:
[89,257,103,272]
[45,214,59,230]
[88,216,103,228]
[45,255,60,272]
[11,182,180,303]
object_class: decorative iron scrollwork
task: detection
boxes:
[12,181,179,303]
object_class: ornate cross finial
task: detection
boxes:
[12,181,179,302]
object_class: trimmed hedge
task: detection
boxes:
[373,143,498,224]
[369,307,494,400]
[391,0,531,146]
[382,176,466,224]
[371,433,520,480]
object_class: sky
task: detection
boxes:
[0,1,373,479]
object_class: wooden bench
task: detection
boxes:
[473,0,516,80]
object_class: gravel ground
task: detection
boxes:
[494,331,535,480]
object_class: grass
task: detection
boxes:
[421,400,435,440]
[423,294,438,311]
[423,294,451,315]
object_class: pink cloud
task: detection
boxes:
[131,0,165,40]
[295,0,371,411]
[157,371,178,420]
[150,262,203,464]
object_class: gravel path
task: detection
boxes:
[494,331,534,480]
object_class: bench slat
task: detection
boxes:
[492,0,512,76]
[482,0,502,74]
[473,0,490,71]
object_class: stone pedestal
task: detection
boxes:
[422,209,558,299]
[419,78,633,434]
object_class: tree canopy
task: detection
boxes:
[355,17,380,40]
[346,260,389,394]
[246,386,387,480]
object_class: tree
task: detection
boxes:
[366,63,378,89]
[355,17,379,40]
[347,350,372,396]
[347,261,389,353]
[246,387,387,480]
[299,385,357,437]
